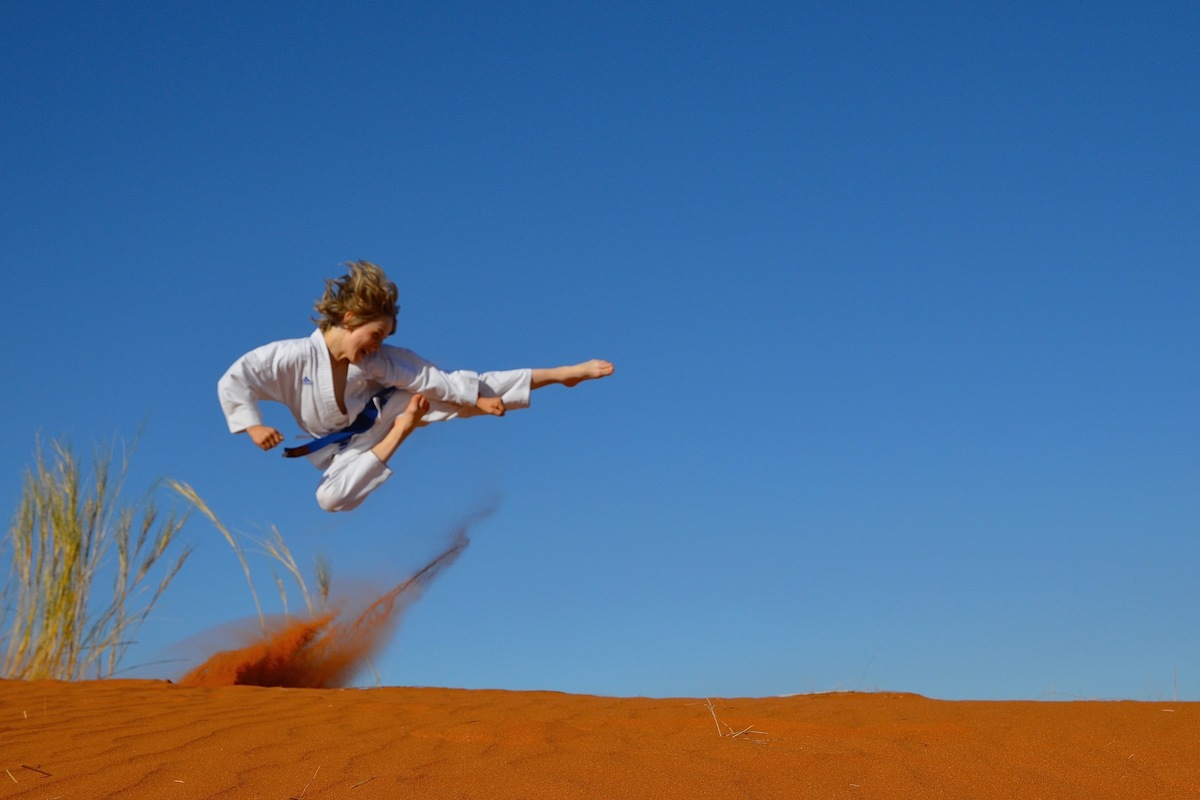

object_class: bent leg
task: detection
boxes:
[311,369,537,512]
[315,448,392,512]
[371,394,429,464]
[475,367,533,411]
[413,368,534,423]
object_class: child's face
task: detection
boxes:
[344,318,391,363]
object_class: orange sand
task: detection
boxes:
[1,680,1196,798]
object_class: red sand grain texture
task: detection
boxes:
[1,680,1197,799]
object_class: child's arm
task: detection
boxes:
[218,341,297,451]
[366,346,482,408]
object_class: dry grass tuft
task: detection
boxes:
[168,481,330,630]
[1,436,192,680]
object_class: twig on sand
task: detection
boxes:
[22,765,52,777]
[290,765,320,799]
[5,770,16,783]
[705,698,723,736]
[725,724,768,739]
[351,776,379,789]
[703,698,768,741]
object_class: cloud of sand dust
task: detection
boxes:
[180,519,476,689]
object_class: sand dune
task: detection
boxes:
[1,679,1196,798]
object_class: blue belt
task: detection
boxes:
[283,388,394,458]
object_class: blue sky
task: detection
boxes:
[2,1,1197,700]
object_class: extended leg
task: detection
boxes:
[311,362,609,512]
[531,359,614,389]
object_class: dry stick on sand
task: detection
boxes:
[290,765,320,800]
[705,698,723,736]
[704,698,767,740]
[726,724,768,739]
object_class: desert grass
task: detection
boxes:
[168,481,330,628]
[1,436,192,680]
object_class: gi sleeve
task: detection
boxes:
[367,346,480,407]
[217,344,284,434]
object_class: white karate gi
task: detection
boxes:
[218,329,531,512]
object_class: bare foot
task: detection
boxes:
[371,394,429,464]
[533,360,614,389]
[564,359,614,387]
[397,392,430,428]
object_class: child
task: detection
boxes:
[218,261,613,512]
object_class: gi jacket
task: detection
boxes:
[218,329,481,466]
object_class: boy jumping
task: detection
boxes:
[218,261,613,511]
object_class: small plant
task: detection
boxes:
[169,481,331,628]
[1,436,192,680]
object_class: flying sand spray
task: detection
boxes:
[180,528,471,688]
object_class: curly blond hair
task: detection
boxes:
[313,260,399,332]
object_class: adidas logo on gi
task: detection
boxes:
[303,376,312,385]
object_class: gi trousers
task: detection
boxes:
[313,368,532,512]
